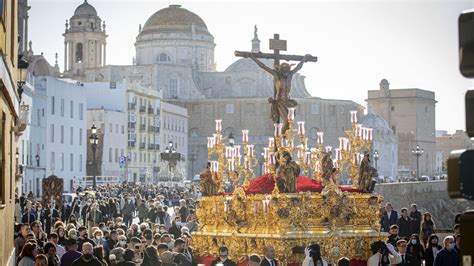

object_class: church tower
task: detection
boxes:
[63,0,107,77]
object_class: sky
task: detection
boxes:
[29,0,474,133]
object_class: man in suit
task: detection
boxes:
[381,203,398,232]
[211,246,237,266]
[396,239,414,266]
[260,246,278,266]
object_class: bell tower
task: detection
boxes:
[63,0,107,77]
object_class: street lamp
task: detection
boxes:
[373,150,379,171]
[161,141,181,184]
[35,154,40,167]
[89,124,99,189]
[411,145,424,180]
[17,55,29,103]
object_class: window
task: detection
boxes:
[0,113,5,203]
[115,148,119,163]
[121,125,125,134]
[158,53,171,62]
[69,127,73,145]
[60,126,64,144]
[391,125,396,134]
[50,152,55,170]
[109,148,112,162]
[311,103,319,114]
[170,79,178,98]
[391,106,395,112]
[60,153,64,171]
[79,128,83,146]
[60,98,65,117]
[226,103,234,114]
[70,101,74,118]
[115,124,118,133]
[79,103,84,120]
[37,109,41,126]
[50,124,55,143]
[51,96,55,115]
[76,43,83,62]
[329,105,336,116]
[70,153,74,171]
[79,154,83,172]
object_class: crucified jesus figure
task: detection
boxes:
[246,53,310,135]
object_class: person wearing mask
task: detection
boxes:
[260,246,278,266]
[44,242,61,266]
[18,242,38,266]
[61,238,82,266]
[387,225,401,247]
[178,199,189,222]
[434,236,459,266]
[72,242,102,266]
[367,241,402,266]
[381,203,398,232]
[248,254,261,266]
[302,244,328,266]
[48,233,66,259]
[92,230,106,247]
[397,208,412,240]
[169,217,183,240]
[395,240,413,265]
[211,245,237,266]
[424,234,442,266]
[420,213,435,247]
[406,234,424,266]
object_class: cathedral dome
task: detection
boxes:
[362,112,390,131]
[140,5,209,35]
[225,58,273,73]
[74,0,97,16]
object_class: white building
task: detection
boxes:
[160,101,188,180]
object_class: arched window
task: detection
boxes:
[157,53,171,62]
[76,43,83,63]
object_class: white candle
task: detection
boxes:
[274,123,282,137]
[297,121,305,135]
[242,129,249,143]
[305,151,311,165]
[356,124,362,138]
[368,128,373,141]
[264,147,269,160]
[247,145,254,158]
[350,110,358,124]
[235,145,241,158]
[317,132,324,145]
[268,138,275,148]
[215,119,222,132]
[288,107,296,121]
[339,137,344,150]
[207,137,213,148]
[297,145,304,159]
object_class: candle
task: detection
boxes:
[317,132,324,145]
[297,121,305,135]
[274,123,282,137]
[264,147,269,160]
[356,124,362,138]
[288,107,296,121]
[268,138,275,148]
[297,145,304,160]
[350,110,358,124]
[368,128,373,141]
[235,145,241,158]
[344,138,350,151]
[270,152,275,164]
[339,137,344,150]
[305,151,311,164]
[207,137,213,148]
[247,145,254,158]
[242,129,249,143]
[215,119,222,132]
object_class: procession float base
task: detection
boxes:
[192,182,386,265]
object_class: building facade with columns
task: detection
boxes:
[367,79,436,177]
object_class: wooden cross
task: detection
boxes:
[235,33,318,65]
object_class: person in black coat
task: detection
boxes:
[424,234,442,266]
[260,246,278,266]
[211,246,237,266]
[397,208,412,239]
[406,234,425,266]
[434,236,459,266]
[387,225,401,247]
[409,204,422,235]
[381,203,398,232]
[396,239,414,266]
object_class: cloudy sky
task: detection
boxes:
[29,0,473,133]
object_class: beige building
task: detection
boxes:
[367,79,436,177]
[436,130,473,172]
[0,1,22,265]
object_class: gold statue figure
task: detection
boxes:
[200,162,218,196]
[358,151,378,192]
[247,53,310,134]
[276,150,300,193]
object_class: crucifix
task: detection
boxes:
[235,34,317,135]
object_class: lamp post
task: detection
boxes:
[89,124,99,189]
[17,55,29,103]
[15,150,19,176]
[161,141,181,185]
[411,145,424,180]
[373,150,379,171]
[35,154,40,167]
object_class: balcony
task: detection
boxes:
[128,122,136,129]
[148,144,155,150]
[139,106,146,113]
[148,107,154,114]
[128,103,136,110]
[139,143,146,149]
[139,124,146,130]
[128,141,136,148]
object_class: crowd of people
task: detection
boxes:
[12,183,463,266]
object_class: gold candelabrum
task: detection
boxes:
[207,109,373,192]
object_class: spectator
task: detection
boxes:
[93,245,108,266]
[178,200,188,222]
[406,234,424,266]
[169,217,183,240]
[48,233,66,259]
[424,234,442,266]
[56,227,68,247]
[161,251,176,266]
[454,234,461,254]
[119,249,137,266]
[72,242,102,266]
[141,245,161,266]
[367,241,402,266]
[211,245,237,266]
[18,242,38,266]
[15,224,30,257]
[44,242,61,266]
[260,246,278,266]
[420,213,435,246]
[397,208,412,239]
[396,239,413,265]
[60,238,82,266]
[77,226,95,251]
[34,254,48,266]
[172,238,192,266]
[302,244,327,266]
[248,254,261,266]
[433,236,459,266]
[381,203,398,232]
[409,204,421,235]
[387,225,401,247]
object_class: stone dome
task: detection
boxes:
[141,5,209,35]
[361,111,394,136]
[74,0,97,16]
[225,58,273,73]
